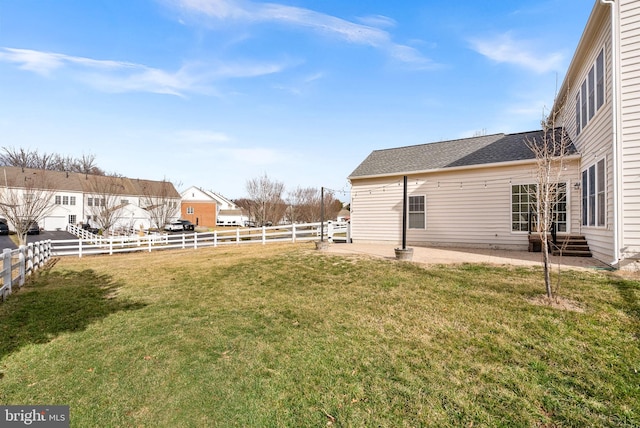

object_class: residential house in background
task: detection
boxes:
[180,186,217,227]
[180,186,246,227]
[349,0,640,269]
[0,167,181,233]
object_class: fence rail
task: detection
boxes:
[56,221,350,257]
[0,240,53,302]
[60,221,350,257]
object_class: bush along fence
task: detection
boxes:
[0,240,53,302]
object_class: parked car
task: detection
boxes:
[178,219,195,231]
[0,222,8,235]
[81,223,100,234]
[22,220,39,235]
[164,221,184,232]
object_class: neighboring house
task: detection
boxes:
[180,186,246,227]
[337,208,350,222]
[0,167,180,233]
[349,0,640,270]
[180,186,217,227]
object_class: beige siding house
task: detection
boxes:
[553,0,640,268]
[349,0,640,269]
[349,132,580,251]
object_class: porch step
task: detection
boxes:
[528,235,592,257]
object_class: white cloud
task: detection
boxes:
[0,47,289,96]
[175,130,232,143]
[469,32,564,74]
[0,47,135,76]
[273,71,325,95]
[356,15,397,29]
[166,0,435,68]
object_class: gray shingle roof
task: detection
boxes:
[349,129,576,179]
[0,166,180,198]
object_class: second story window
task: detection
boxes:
[576,48,605,135]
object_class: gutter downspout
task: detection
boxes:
[601,0,622,267]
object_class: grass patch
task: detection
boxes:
[0,243,639,426]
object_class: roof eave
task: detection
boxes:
[554,0,606,113]
[348,154,582,182]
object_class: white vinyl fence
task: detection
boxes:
[0,240,53,301]
[54,221,351,258]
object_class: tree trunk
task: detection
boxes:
[542,233,553,298]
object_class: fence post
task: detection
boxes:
[34,242,41,269]
[347,220,351,243]
[2,248,13,294]
[109,237,113,255]
[23,244,30,277]
[194,232,198,250]
[214,231,218,247]
[78,239,83,258]
[35,241,44,268]
[236,228,240,244]
[262,226,266,245]
[18,246,26,287]
[44,240,52,263]
[148,236,152,253]
[292,223,296,243]
[182,234,186,249]
[3,248,12,295]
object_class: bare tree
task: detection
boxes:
[233,198,255,225]
[527,111,573,299]
[139,178,181,231]
[246,174,286,226]
[85,175,127,235]
[74,154,103,175]
[0,147,37,169]
[0,147,105,175]
[286,187,314,223]
[286,187,342,223]
[0,168,55,245]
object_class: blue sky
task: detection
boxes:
[0,0,593,201]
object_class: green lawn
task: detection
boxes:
[0,243,639,427]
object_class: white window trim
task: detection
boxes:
[581,157,607,228]
[510,182,570,234]
[510,182,536,234]
[407,194,426,230]
[576,48,605,135]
